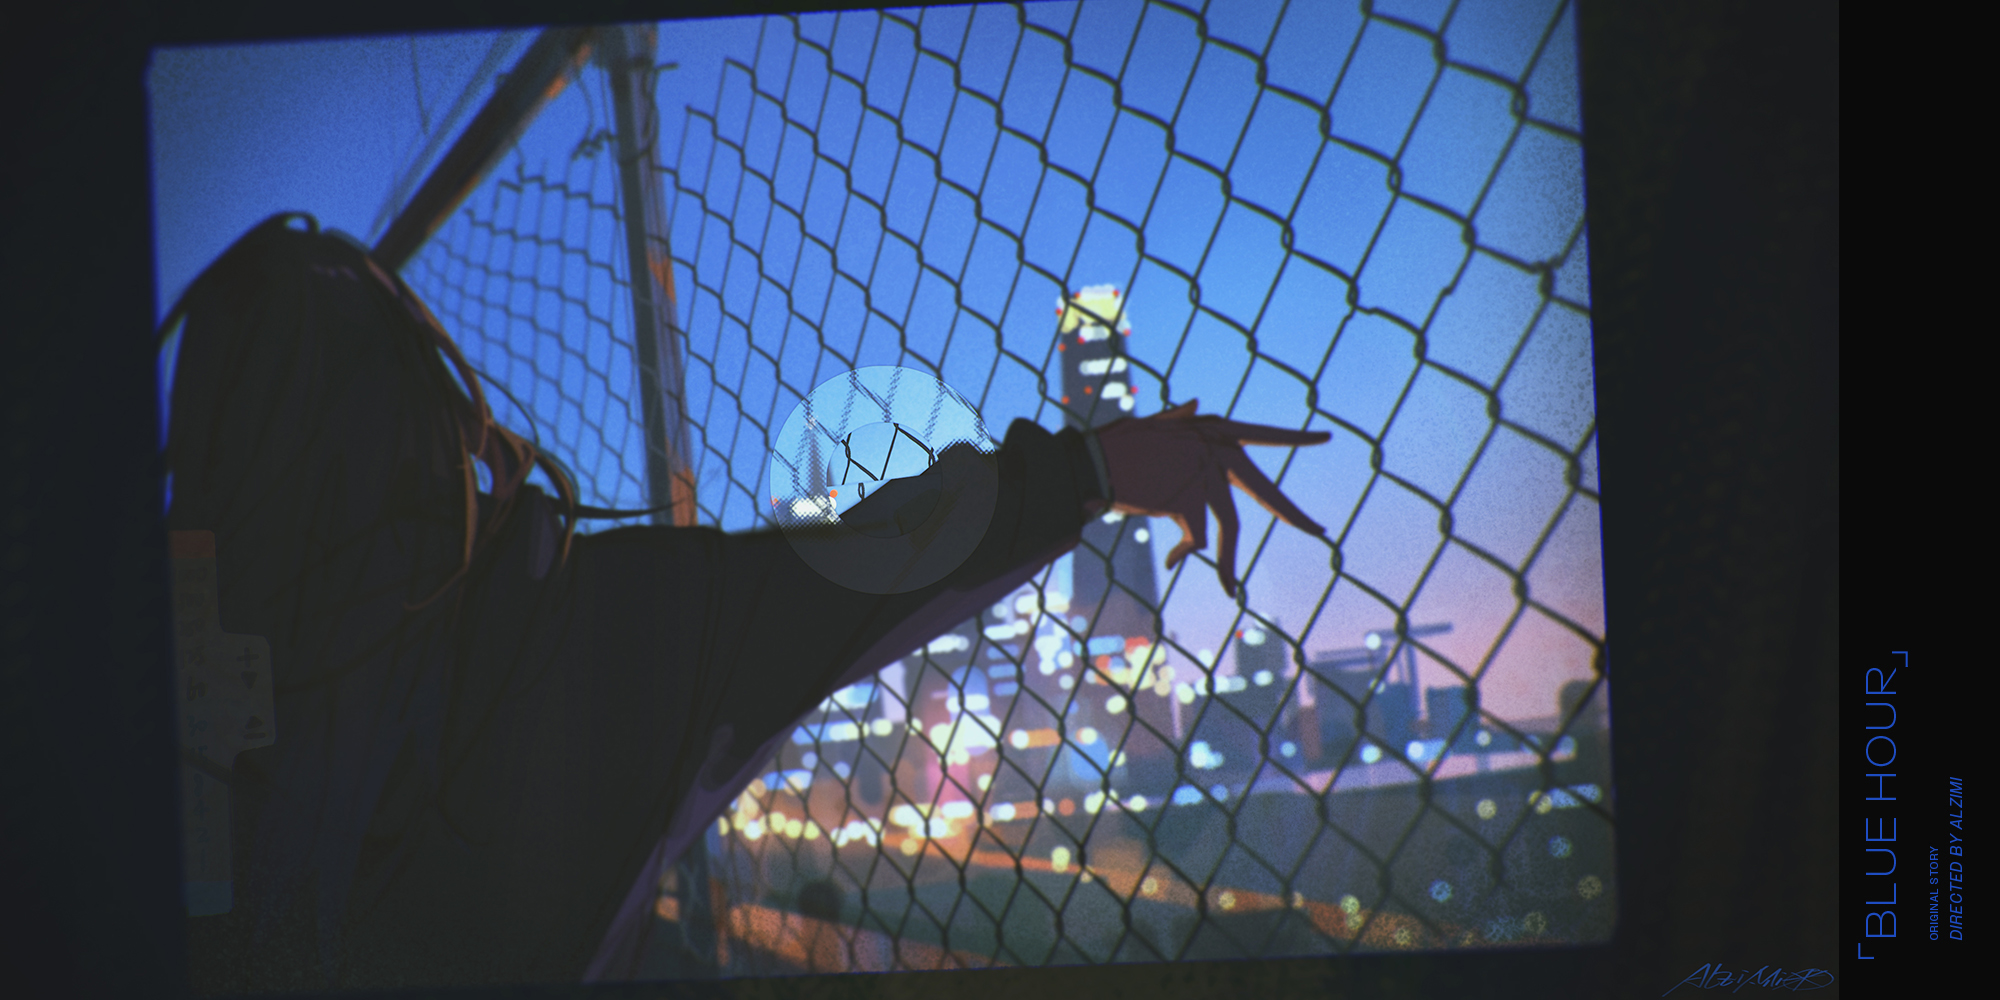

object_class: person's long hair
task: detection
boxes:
[160,213,583,602]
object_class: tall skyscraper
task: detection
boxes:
[1056,285,1160,642]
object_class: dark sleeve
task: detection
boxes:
[541,418,1108,980]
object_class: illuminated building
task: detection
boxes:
[1055,285,1161,643]
[1049,285,1177,796]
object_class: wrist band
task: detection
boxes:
[1083,430,1113,507]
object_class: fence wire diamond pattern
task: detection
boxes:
[401,0,1612,976]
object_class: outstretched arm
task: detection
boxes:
[637,402,1331,800]
[596,403,1335,816]
[494,408,1329,982]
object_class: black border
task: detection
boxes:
[0,0,1841,996]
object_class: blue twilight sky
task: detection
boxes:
[149,0,1600,724]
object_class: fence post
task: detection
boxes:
[602,21,717,978]
[605,22,699,531]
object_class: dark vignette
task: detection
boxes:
[0,0,1840,997]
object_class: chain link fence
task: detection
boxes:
[402,55,655,523]
[401,0,1613,976]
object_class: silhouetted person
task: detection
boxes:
[167,214,1327,990]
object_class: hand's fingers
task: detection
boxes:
[1155,400,1199,419]
[1207,464,1242,598]
[1221,447,1326,535]
[1169,504,1208,569]
[1198,418,1332,447]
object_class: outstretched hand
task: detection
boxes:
[1092,401,1330,599]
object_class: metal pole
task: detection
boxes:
[605,23,698,530]
[373,26,599,273]
[602,23,715,977]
